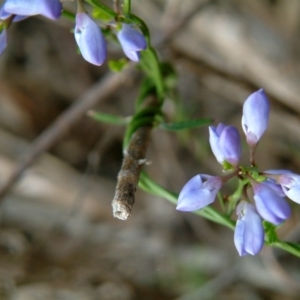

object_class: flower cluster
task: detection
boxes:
[74,13,147,65]
[0,0,147,65]
[177,89,300,256]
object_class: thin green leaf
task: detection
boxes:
[88,111,129,125]
[135,77,156,110]
[140,48,165,102]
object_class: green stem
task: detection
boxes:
[226,178,248,216]
[217,192,226,213]
[62,9,75,21]
[84,0,117,18]
[123,0,131,15]
[140,47,165,102]
[272,241,300,258]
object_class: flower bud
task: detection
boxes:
[177,174,222,211]
[252,182,291,225]
[209,124,241,168]
[264,170,300,204]
[3,0,62,20]
[242,89,269,146]
[75,12,106,66]
[234,201,264,256]
[117,24,147,62]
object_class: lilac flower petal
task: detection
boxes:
[75,13,106,66]
[209,125,225,163]
[242,89,269,145]
[0,29,7,56]
[123,48,140,62]
[0,6,9,19]
[282,186,300,204]
[3,0,38,15]
[179,174,203,198]
[264,170,300,203]
[215,123,226,135]
[253,183,291,225]
[263,179,285,197]
[264,169,293,175]
[118,24,147,51]
[177,174,222,211]
[234,219,247,256]
[219,126,241,166]
[117,23,146,61]
[3,0,62,20]
[177,188,212,211]
[0,6,28,22]
[209,124,241,167]
[279,173,300,187]
[234,202,264,256]
[12,14,27,21]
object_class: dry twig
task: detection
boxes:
[112,126,151,220]
[112,97,157,220]
[0,65,135,199]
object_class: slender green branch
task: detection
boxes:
[123,0,131,15]
[62,10,75,21]
[272,241,300,258]
[84,0,117,18]
[226,178,248,216]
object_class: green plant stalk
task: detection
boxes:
[85,0,117,18]
[139,48,165,102]
[123,0,131,15]
[62,9,75,21]
[217,192,226,213]
[226,178,248,216]
[272,241,300,258]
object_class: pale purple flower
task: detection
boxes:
[234,201,264,256]
[117,23,147,62]
[2,0,62,20]
[252,182,291,225]
[264,170,300,204]
[0,5,27,21]
[0,29,7,56]
[177,174,222,211]
[242,89,269,146]
[75,12,106,66]
[209,124,241,167]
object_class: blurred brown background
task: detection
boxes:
[0,0,300,299]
